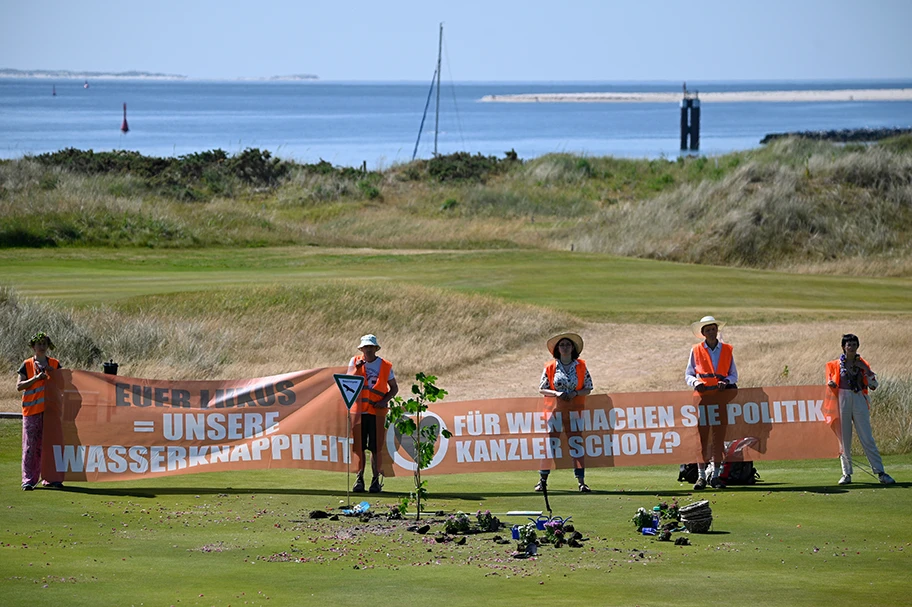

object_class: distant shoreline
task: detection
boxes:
[480,89,912,103]
[0,69,318,82]
[0,69,187,81]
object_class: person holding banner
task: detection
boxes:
[825,334,895,485]
[16,331,64,490]
[347,334,398,493]
[537,332,594,492]
[685,316,738,490]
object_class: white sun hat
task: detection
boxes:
[691,316,725,339]
[358,334,381,349]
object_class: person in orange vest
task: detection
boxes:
[825,334,895,485]
[685,316,738,490]
[16,331,64,490]
[347,334,398,493]
[536,332,593,492]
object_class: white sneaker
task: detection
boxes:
[878,473,895,485]
[838,475,851,485]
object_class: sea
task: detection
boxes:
[1,79,911,169]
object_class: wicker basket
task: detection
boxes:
[679,500,711,515]
[682,516,713,533]
[679,500,713,533]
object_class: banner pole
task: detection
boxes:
[346,412,352,508]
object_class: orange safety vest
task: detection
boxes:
[544,359,588,410]
[825,356,873,415]
[21,357,60,416]
[352,355,393,416]
[825,357,873,395]
[545,359,587,391]
[692,342,733,394]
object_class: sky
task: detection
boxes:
[2,0,911,82]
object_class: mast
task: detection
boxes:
[433,22,442,156]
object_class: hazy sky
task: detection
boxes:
[2,0,910,81]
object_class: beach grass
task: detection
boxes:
[0,419,909,607]
[3,138,912,274]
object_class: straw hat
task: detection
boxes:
[691,316,725,339]
[358,334,380,349]
[547,332,584,356]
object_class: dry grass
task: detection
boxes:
[0,283,572,409]
[6,283,908,453]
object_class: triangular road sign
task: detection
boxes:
[333,374,364,410]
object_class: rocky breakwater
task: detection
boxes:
[761,127,912,144]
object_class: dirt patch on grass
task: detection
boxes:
[442,319,911,402]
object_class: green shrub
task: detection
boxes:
[407,151,518,183]
[357,180,381,200]
[31,147,290,195]
[226,148,289,187]
[0,225,57,248]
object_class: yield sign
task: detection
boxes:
[333,374,364,410]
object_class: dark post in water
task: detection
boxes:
[680,85,700,151]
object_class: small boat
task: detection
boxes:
[84,80,89,89]
[120,103,129,133]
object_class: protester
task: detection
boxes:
[685,315,738,490]
[825,334,895,485]
[537,332,594,492]
[347,334,398,493]
[16,331,63,490]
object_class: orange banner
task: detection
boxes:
[41,369,840,482]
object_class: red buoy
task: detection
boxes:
[120,103,129,133]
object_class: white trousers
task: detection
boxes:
[838,389,884,476]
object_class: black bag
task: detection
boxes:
[678,463,699,484]
[720,461,760,484]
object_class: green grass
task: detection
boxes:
[4,142,912,605]
[2,247,911,323]
[4,141,912,274]
[1,420,909,606]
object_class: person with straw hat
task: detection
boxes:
[685,316,738,490]
[347,334,398,493]
[16,331,64,490]
[536,332,594,492]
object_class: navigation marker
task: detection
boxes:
[333,374,364,410]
